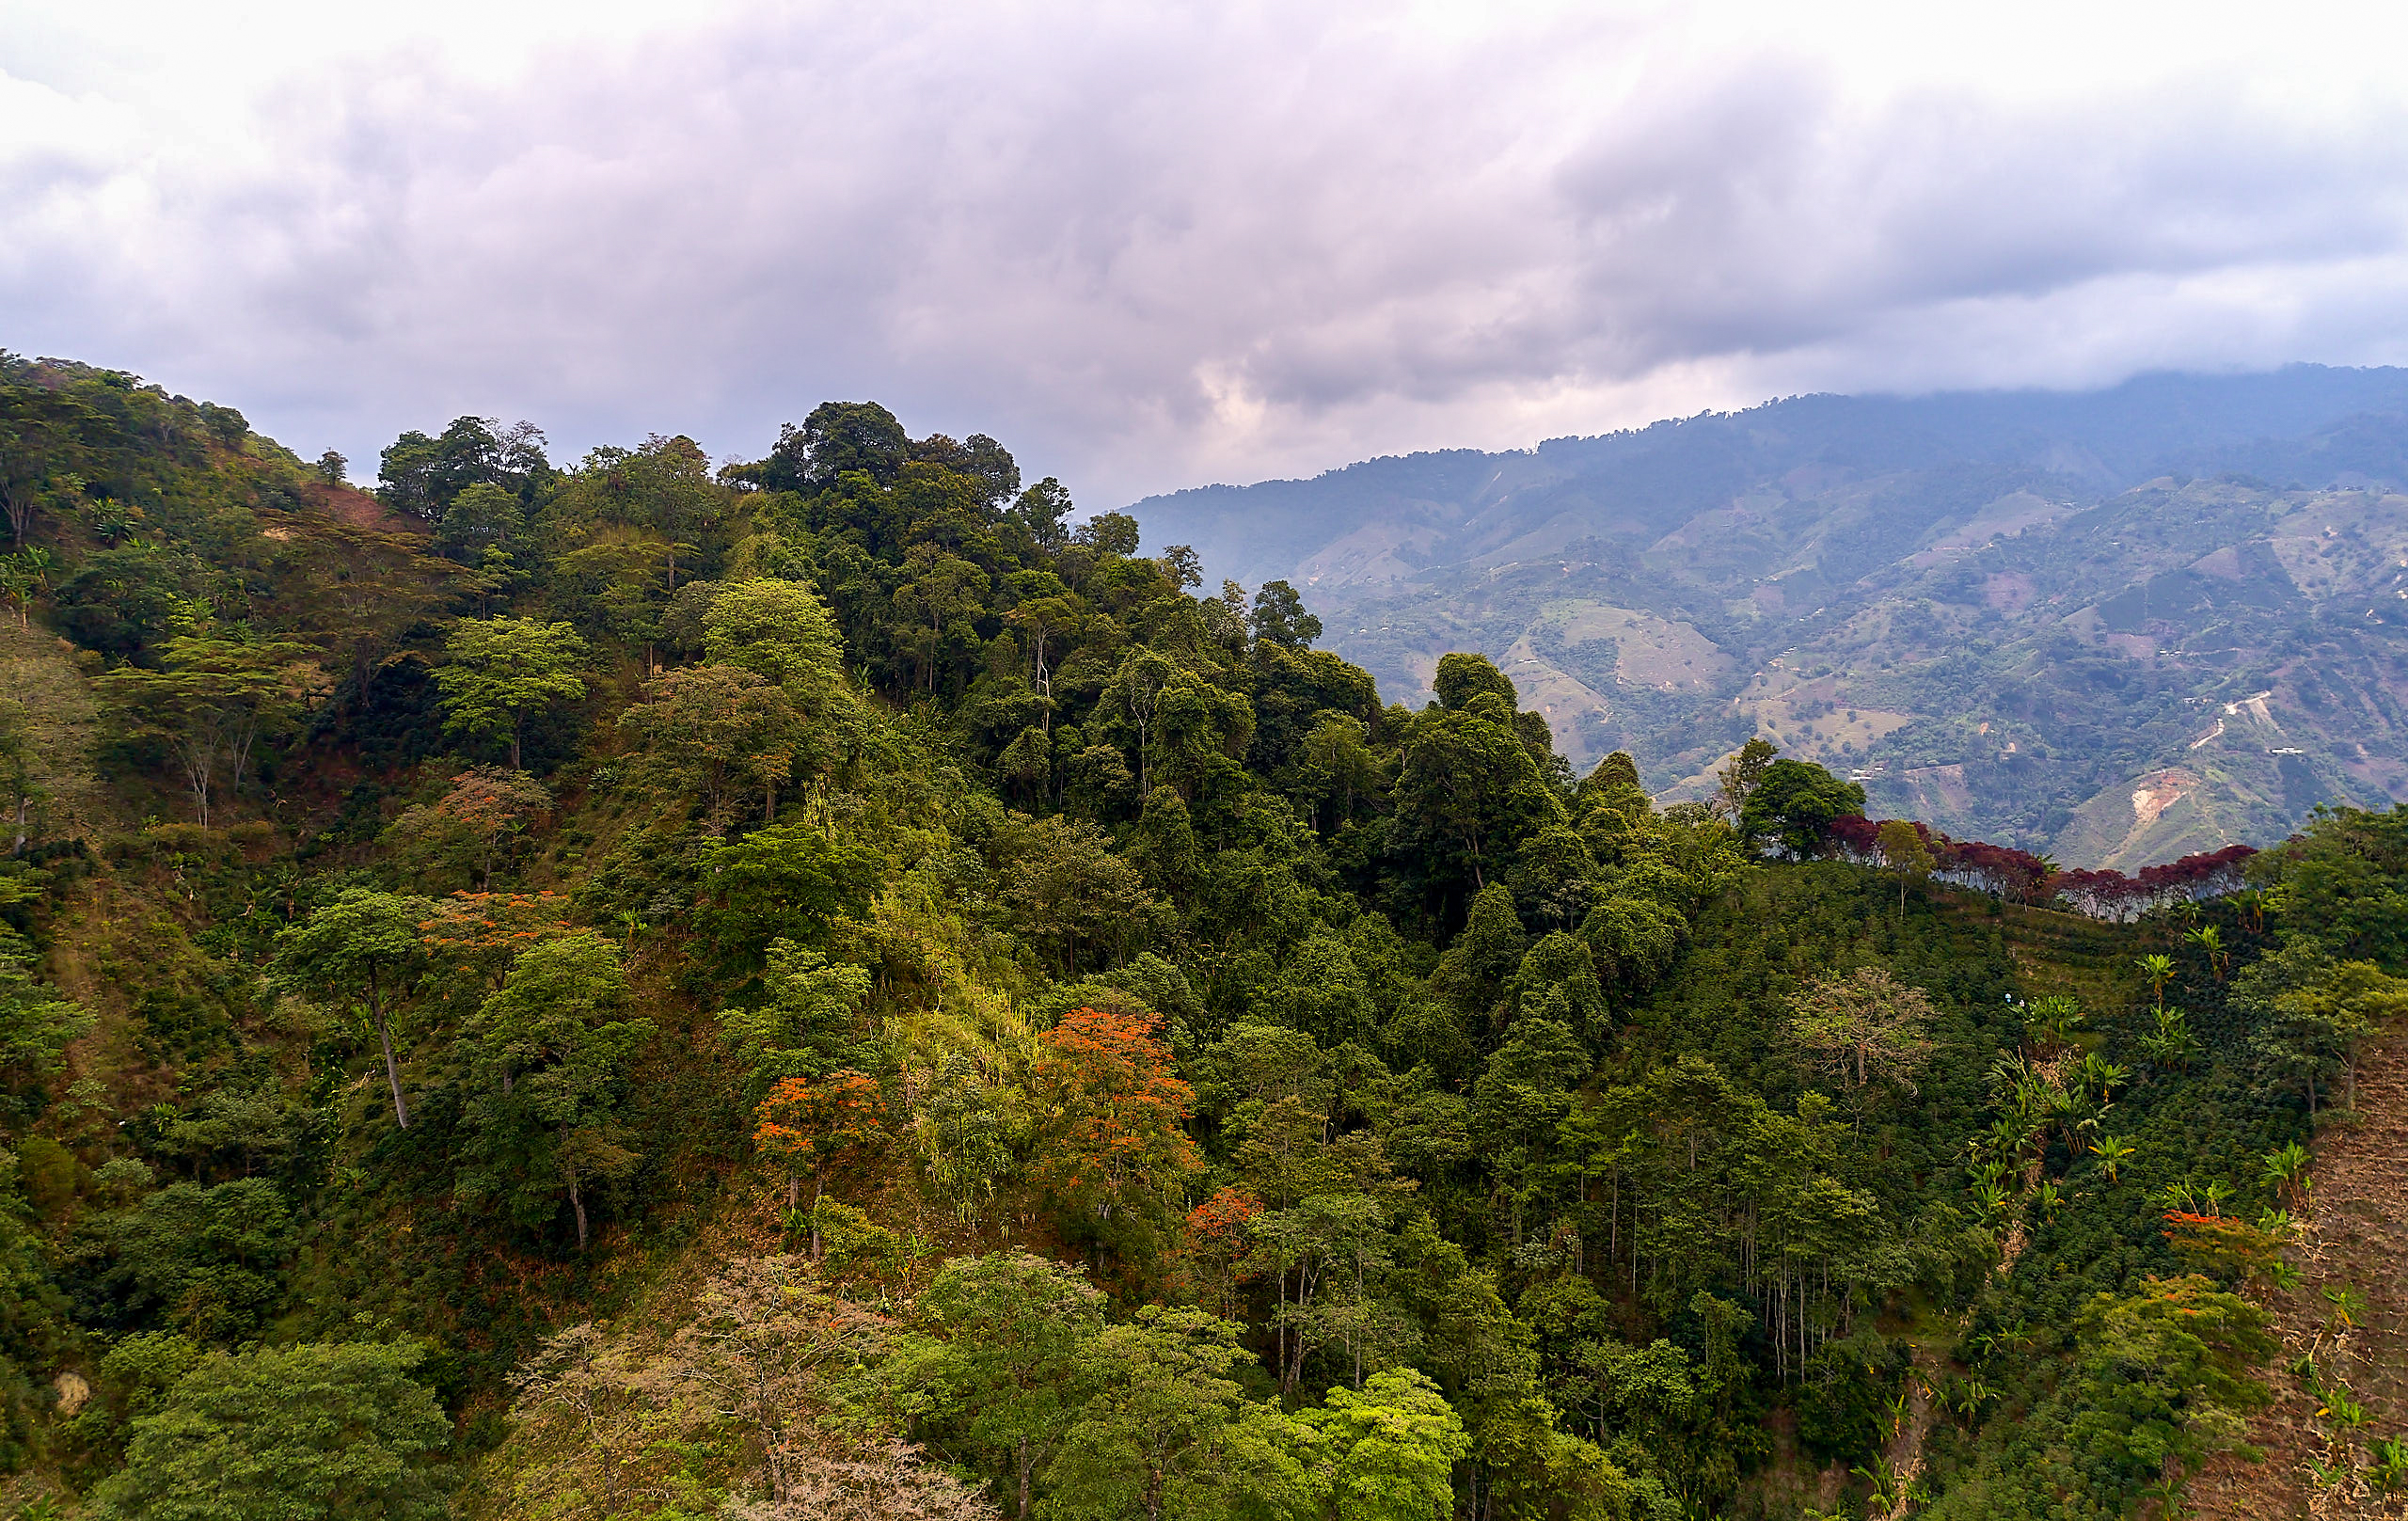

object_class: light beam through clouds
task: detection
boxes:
[5,1,2408,504]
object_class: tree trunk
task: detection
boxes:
[568,1165,589,1250]
[510,715,524,771]
[1018,1436,1034,1521]
[369,980,411,1130]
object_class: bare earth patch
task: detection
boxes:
[2193,1021,2408,1520]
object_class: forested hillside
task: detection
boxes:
[3,353,2406,1521]
[1129,370,2408,867]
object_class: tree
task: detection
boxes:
[1250,580,1323,650]
[660,1256,888,1503]
[0,697,37,853]
[1786,967,1936,1111]
[754,1069,886,1228]
[466,931,655,1248]
[382,766,551,890]
[1738,759,1864,860]
[102,635,316,827]
[433,480,523,563]
[508,1323,651,1520]
[87,1340,452,1521]
[722,938,875,1098]
[434,616,588,769]
[1,926,92,1111]
[766,401,911,492]
[315,449,347,484]
[1031,1007,1203,1241]
[2067,1275,2274,1493]
[1044,1307,1316,1521]
[888,1251,1107,1520]
[1296,1368,1468,1521]
[1874,819,1934,911]
[700,823,883,971]
[1432,653,1517,713]
[705,578,853,735]
[0,381,95,547]
[376,415,547,519]
[0,546,51,629]
[1711,737,1779,824]
[730,1438,1001,1521]
[268,889,437,1131]
[996,816,1157,977]
[1395,701,1557,899]
[621,664,804,825]
[1109,650,1178,798]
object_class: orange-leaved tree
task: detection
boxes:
[1032,1006,1203,1244]
[1180,1185,1263,1320]
[754,1070,885,1257]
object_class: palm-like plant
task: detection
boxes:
[2137,953,2177,1001]
[2088,1133,2135,1183]
[2138,1004,2198,1069]
[2262,1141,2313,1206]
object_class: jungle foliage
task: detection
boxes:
[0,358,2400,1519]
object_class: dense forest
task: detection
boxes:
[2,353,2406,1520]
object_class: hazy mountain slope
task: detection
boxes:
[1130,369,2408,866]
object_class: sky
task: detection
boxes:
[7,1,2408,508]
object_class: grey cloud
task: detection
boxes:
[6,5,2408,503]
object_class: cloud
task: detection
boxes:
[6,1,2408,505]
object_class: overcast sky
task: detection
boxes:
[8,1,2408,507]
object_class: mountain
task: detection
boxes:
[1129,367,2408,867]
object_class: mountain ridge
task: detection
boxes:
[1130,367,2408,868]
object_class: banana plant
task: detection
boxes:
[2369,1435,2408,1492]
[2262,1140,2313,1206]
[2088,1133,2135,1183]
[2318,1386,2371,1433]
[2324,1284,2368,1331]
[2137,953,2177,1001]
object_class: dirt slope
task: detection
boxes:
[2193,1022,2408,1520]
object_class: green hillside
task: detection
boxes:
[2,354,2405,1521]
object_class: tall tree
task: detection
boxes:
[1295,1368,1468,1521]
[268,889,436,1131]
[88,1340,452,1521]
[101,635,316,827]
[466,932,655,1249]
[1786,967,1936,1106]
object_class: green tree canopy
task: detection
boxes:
[267,889,436,1131]
[434,616,588,769]
[1737,758,1864,860]
[88,1340,451,1521]
[464,931,655,1249]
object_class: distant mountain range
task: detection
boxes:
[1126,367,2408,869]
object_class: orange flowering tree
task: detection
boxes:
[754,1069,886,1255]
[1032,1006,1203,1248]
[419,891,580,992]
[385,766,551,889]
[1180,1185,1263,1319]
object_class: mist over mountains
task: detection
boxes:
[1131,366,2408,868]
